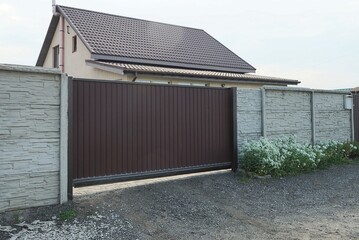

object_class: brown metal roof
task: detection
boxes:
[49,5,256,73]
[86,60,299,85]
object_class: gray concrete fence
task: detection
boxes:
[0,63,354,212]
[0,64,68,212]
[236,86,354,152]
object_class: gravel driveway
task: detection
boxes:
[1,163,359,239]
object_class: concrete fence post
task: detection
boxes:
[351,100,355,141]
[311,91,316,145]
[60,74,68,204]
[261,88,266,137]
[231,88,238,172]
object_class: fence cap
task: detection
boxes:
[262,85,352,94]
[0,63,62,75]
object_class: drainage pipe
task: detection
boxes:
[59,15,65,72]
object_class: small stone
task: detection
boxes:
[255,175,272,179]
[32,220,40,225]
[0,225,17,232]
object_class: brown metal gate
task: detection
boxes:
[69,79,236,187]
[354,94,359,142]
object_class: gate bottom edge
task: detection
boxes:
[73,162,232,187]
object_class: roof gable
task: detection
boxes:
[36,15,60,67]
[53,5,255,73]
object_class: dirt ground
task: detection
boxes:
[1,164,359,239]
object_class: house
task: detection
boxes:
[352,87,359,93]
[36,5,300,88]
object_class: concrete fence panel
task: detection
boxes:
[0,64,68,212]
[236,89,262,148]
[314,92,352,143]
[265,89,312,143]
[354,94,359,142]
[237,86,354,156]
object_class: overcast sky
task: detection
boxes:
[0,0,358,89]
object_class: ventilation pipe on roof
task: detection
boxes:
[52,0,63,72]
[52,0,59,16]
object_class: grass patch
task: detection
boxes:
[238,175,251,183]
[14,214,22,224]
[59,209,76,221]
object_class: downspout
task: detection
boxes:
[132,72,138,82]
[52,0,64,72]
[59,15,65,72]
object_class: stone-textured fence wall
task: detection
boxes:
[354,94,359,142]
[237,86,354,151]
[0,64,354,212]
[0,64,68,212]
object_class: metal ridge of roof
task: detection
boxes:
[55,5,256,73]
[86,60,299,85]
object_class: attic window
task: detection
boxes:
[72,36,77,53]
[53,45,59,68]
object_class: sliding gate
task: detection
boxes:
[69,79,236,187]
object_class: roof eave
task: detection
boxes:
[92,53,256,74]
[36,15,60,66]
[86,59,299,85]
[85,60,125,75]
[123,69,300,85]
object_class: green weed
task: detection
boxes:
[59,209,76,221]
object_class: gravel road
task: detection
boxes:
[1,163,359,239]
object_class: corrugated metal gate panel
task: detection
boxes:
[354,94,359,142]
[71,79,234,186]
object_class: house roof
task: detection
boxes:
[37,5,256,73]
[86,60,300,85]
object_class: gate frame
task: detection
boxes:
[68,77,74,200]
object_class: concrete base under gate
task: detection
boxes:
[73,163,232,187]
[73,169,231,196]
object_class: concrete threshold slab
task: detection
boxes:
[73,169,230,197]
